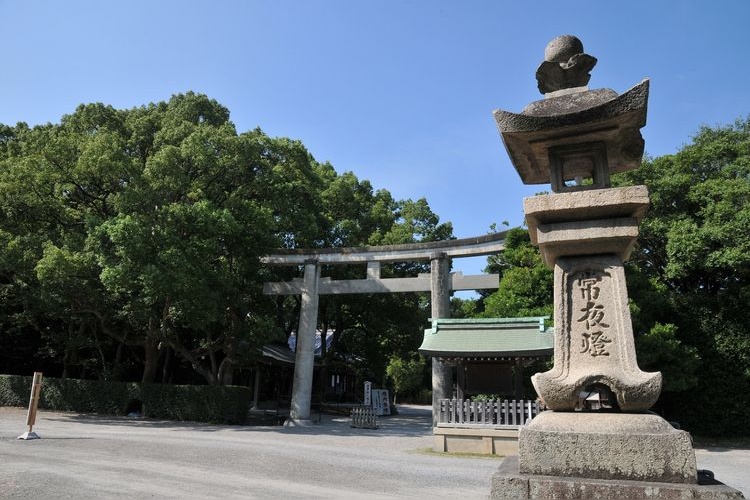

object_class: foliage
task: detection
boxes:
[413,388,433,405]
[450,297,479,318]
[481,228,553,318]
[616,117,750,435]
[307,168,452,389]
[0,93,453,393]
[470,393,501,402]
[386,355,426,404]
[137,382,251,424]
[0,95,296,385]
[0,374,251,424]
[635,323,700,392]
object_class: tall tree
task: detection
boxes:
[0,107,130,379]
[0,93,455,391]
[482,227,553,319]
[92,94,309,384]
[616,117,750,435]
[310,169,454,389]
[0,94,322,384]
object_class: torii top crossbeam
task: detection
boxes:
[261,231,509,265]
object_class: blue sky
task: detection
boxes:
[2,1,749,280]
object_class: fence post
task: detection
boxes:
[524,401,534,424]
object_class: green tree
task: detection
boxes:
[617,117,750,435]
[386,355,426,404]
[0,94,317,384]
[0,92,455,393]
[305,170,453,390]
[0,107,131,379]
[482,228,553,319]
[92,95,306,384]
[635,323,700,393]
[450,297,479,318]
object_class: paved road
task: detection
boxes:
[1,406,747,499]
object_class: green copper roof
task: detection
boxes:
[418,317,554,358]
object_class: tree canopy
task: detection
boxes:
[616,117,750,435]
[481,227,553,320]
[0,93,453,388]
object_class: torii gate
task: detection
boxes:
[261,231,507,426]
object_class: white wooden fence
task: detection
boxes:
[437,398,540,428]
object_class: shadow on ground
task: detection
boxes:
[39,405,434,438]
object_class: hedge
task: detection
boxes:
[0,374,252,425]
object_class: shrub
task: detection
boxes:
[138,383,251,425]
[415,389,432,405]
[0,374,251,425]
[386,356,426,404]
[471,394,502,402]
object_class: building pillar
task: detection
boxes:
[513,358,524,399]
[430,253,452,425]
[286,260,320,426]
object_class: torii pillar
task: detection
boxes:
[288,260,320,426]
[430,253,452,424]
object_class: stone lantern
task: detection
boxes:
[494,35,659,413]
[489,36,743,498]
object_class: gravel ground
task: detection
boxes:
[0,406,500,499]
[0,405,747,499]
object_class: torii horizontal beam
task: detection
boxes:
[261,230,508,265]
[263,271,499,295]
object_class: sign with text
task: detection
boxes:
[364,381,372,406]
[371,389,391,416]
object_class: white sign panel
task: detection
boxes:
[364,381,372,406]
[371,389,391,416]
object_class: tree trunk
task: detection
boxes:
[161,346,173,384]
[219,308,245,386]
[62,321,81,379]
[167,336,217,386]
[219,357,234,386]
[62,348,72,379]
[112,342,124,381]
[142,323,160,383]
[219,332,236,386]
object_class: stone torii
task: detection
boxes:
[261,231,507,426]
